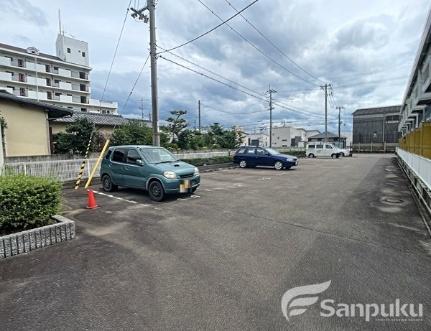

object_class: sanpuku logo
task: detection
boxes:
[281,280,331,321]
[281,280,424,323]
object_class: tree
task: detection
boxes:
[166,110,188,142]
[53,118,98,155]
[111,121,152,146]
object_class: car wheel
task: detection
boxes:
[102,174,117,192]
[331,154,337,159]
[239,160,247,168]
[308,153,315,158]
[148,180,165,202]
[274,161,283,170]
[340,152,345,157]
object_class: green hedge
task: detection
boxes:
[277,150,306,158]
[183,156,233,167]
[0,175,61,235]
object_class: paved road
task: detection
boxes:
[1,155,430,330]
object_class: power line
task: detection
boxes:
[159,55,323,119]
[122,53,151,109]
[158,0,259,54]
[101,0,133,102]
[157,45,264,97]
[196,0,319,87]
[223,0,325,85]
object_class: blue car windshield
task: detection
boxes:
[139,147,177,164]
[265,148,280,155]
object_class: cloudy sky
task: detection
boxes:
[1,0,429,133]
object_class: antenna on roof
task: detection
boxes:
[58,9,62,34]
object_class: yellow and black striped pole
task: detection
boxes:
[74,132,94,190]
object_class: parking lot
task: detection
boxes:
[1,154,431,330]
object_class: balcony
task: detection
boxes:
[89,99,118,109]
[0,56,11,66]
[0,71,12,81]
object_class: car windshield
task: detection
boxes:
[265,148,280,155]
[139,147,177,164]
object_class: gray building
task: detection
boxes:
[352,105,401,152]
[399,9,431,134]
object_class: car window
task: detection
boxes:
[237,148,246,154]
[112,148,126,163]
[256,148,266,156]
[105,149,112,160]
[246,148,256,154]
[127,149,141,165]
[308,145,315,149]
[140,147,177,164]
[316,145,323,149]
[325,144,333,149]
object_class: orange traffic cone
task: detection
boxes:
[86,189,98,209]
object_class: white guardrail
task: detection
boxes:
[3,150,233,182]
[396,147,431,190]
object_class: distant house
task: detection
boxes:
[307,131,347,148]
[0,90,71,156]
[50,111,150,138]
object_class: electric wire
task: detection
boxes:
[223,0,325,85]
[197,0,320,87]
[158,0,259,54]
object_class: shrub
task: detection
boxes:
[0,175,61,235]
[184,156,233,166]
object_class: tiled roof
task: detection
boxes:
[308,131,340,139]
[53,111,150,126]
[352,105,401,116]
[0,90,72,118]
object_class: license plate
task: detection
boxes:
[180,180,191,193]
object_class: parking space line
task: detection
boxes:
[93,190,141,205]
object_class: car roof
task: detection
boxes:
[109,145,161,150]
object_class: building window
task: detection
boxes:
[46,78,51,86]
[80,84,86,91]
[81,108,87,112]
[67,48,71,53]
[79,72,86,79]
[19,88,26,96]
[18,73,26,82]
[67,106,73,109]
[47,91,52,100]
[80,96,87,103]
[45,64,51,72]
[53,66,59,74]
[17,59,24,67]
[82,52,86,57]
[55,92,61,96]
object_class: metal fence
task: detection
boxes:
[397,147,431,190]
[3,150,233,182]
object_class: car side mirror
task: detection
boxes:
[136,159,144,166]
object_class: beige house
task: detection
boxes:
[0,90,71,157]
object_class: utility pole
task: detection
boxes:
[0,124,4,175]
[131,0,159,145]
[321,83,331,142]
[336,106,344,143]
[267,85,276,148]
[140,98,144,123]
[198,99,201,132]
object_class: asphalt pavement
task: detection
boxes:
[0,154,430,330]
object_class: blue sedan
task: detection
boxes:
[233,146,298,170]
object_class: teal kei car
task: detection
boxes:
[100,145,200,201]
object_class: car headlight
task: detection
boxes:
[194,167,199,176]
[163,171,177,179]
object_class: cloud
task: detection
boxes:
[1,0,429,133]
[1,0,48,26]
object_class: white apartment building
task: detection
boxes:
[0,33,117,114]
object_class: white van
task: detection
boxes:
[306,143,341,158]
